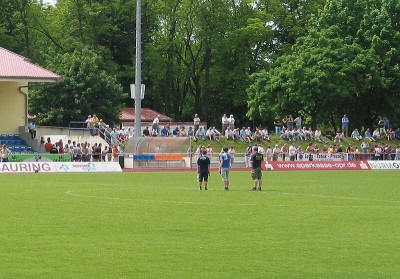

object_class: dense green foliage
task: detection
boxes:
[29,47,125,126]
[248,0,400,130]
[2,0,398,129]
[1,171,400,277]
[1,0,325,127]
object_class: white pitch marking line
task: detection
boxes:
[281,192,400,204]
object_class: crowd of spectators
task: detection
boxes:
[42,136,121,162]
[84,114,132,147]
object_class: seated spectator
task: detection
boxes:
[172,126,180,137]
[325,128,334,141]
[334,129,344,142]
[372,128,382,140]
[314,128,325,142]
[142,127,150,137]
[395,128,400,140]
[351,128,362,141]
[160,126,170,137]
[211,127,221,142]
[187,127,195,140]
[239,127,247,141]
[364,128,375,141]
[245,127,254,142]
[179,127,187,137]
[225,127,234,140]
[195,127,206,141]
[253,129,263,141]
[386,128,395,141]
[262,128,271,141]
[233,128,242,141]
[206,127,214,140]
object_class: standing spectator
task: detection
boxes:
[228,114,235,131]
[228,146,236,165]
[1,144,12,162]
[383,116,390,130]
[266,145,273,162]
[197,150,211,190]
[152,115,160,135]
[193,114,200,135]
[272,144,281,161]
[274,117,282,135]
[85,115,95,136]
[306,143,314,161]
[294,115,302,129]
[361,140,370,154]
[44,137,53,152]
[395,145,400,160]
[250,146,264,191]
[245,145,253,167]
[28,121,36,139]
[286,115,294,131]
[289,143,297,161]
[221,114,229,134]
[206,145,213,160]
[281,144,288,161]
[218,147,231,191]
[341,114,349,137]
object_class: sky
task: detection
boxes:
[43,0,57,6]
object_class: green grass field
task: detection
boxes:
[1,171,399,278]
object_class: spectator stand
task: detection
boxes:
[1,134,34,154]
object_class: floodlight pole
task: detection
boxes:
[134,0,142,138]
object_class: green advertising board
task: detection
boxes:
[8,154,71,162]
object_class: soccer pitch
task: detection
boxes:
[0,171,399,278]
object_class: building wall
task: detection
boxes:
[0,81,27,134]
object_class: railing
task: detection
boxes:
[68,121,112,145]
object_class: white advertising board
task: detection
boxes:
[0,162,122,173]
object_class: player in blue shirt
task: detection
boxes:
[219,147,231,191]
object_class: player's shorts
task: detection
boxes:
[251,167,262,180]
[220,168,230,182]
[198,172,209,182]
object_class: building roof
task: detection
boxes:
[120,108,173,123]
[0,47,61,82]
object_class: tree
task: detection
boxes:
[247,0,400,130]
[29,47,126,126]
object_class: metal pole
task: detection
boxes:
[134,0,142,138]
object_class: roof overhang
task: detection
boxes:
[0,77,61,83]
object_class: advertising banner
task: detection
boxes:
[0,162,122,173]
[8,154,71,162]
[297,153,345,161]
[368,161,400,170]
[266,161,370,171]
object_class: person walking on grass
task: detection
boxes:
[219,146,231,191]
[250,146,264,191]
[197,150,211,190]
